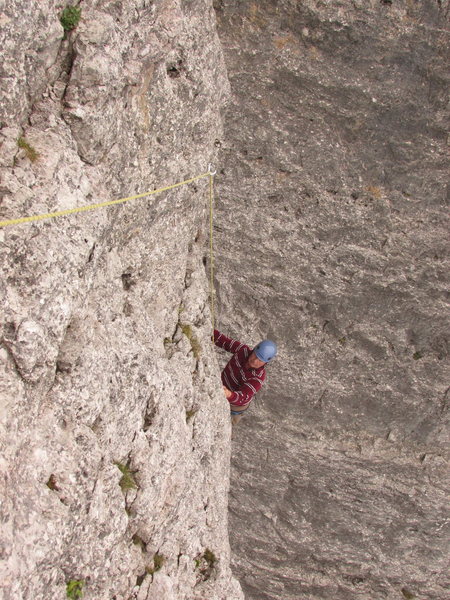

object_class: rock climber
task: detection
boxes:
[213,329,277,424]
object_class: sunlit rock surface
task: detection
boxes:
[0,1,243,599]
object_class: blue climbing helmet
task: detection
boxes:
[253,339,277,363]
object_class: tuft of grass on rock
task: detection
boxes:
[186,408,197,422]
[17,137,39,162]
[66,579,84,599]
[115,462,138,491]
[194,548,217,582]
[146,552,165,575]
[203,548,216,567]
[60,5,82,32]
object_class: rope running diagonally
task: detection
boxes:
[0,171,210,228]
[0,166,218,335]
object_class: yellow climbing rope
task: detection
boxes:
[208,165,216,336]
[0,171,210,228]
[0,165,218,334]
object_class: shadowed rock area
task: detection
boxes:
[213,1,449,599]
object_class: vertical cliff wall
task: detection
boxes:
[214,1,449,599]
[0,2,244,599]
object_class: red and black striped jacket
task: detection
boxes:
[214,329,266,408]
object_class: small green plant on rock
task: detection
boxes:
[146,552,165,576]
[203,548,216,567]
[66,579,84,599]
[60,5,82,31]
[17,137,39,162]
[186,408,197,422]
[194,548,217,582]
[115,462,138,491]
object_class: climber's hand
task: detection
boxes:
[223,386,233,399]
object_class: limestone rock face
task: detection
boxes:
[213,1,449,599]
[1,2,243,600]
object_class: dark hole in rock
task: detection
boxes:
[121,273,135,291]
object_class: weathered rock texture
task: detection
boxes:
[1,1,449,599]
[0,1,243,599]
[213,1,449,599]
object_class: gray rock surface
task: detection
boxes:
[213,1,449,599]
[1,0,449,599]
[1,1,243,599]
